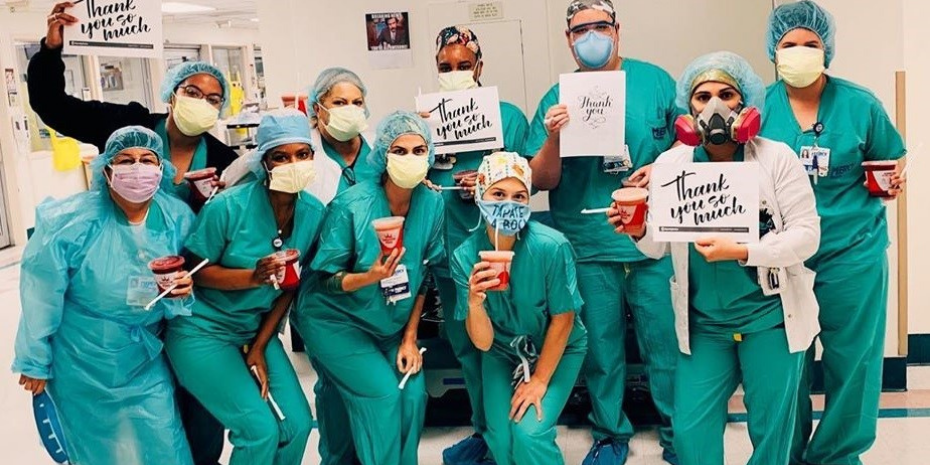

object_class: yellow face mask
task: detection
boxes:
[267,161,317,194]
[776,47,826,88]
[386,153,429,189]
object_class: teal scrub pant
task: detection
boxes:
[437,276,487,435]
[791,256,888,465]
[674,326,802,465]
[483,350,584,465]
[164,335,313,465]
[311,357,357,465]
[575,258,677,449]
[304,322,426,465]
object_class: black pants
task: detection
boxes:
[177,385,225,465]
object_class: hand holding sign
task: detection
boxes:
[694,236,749,262]
[63,0,163,58]
[45,2,80,50]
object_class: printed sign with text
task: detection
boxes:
[64,0,163,58]
[559,71,625,157]
[416,87,504,155]
[650,162,760,243]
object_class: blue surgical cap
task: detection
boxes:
[371,111,435,176]
[246,109,316,181]
[90,125,176,193]
[677,51,766,113]
[767,1,836,67]
[160,61,230,109]
[308,67,370,121]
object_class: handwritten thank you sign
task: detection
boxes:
[416,86,504,155]
[64,0,163,58]
[650,162,760,243]
[559,71,625,157]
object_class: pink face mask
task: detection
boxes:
[106,164,163,203]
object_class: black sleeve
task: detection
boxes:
[26,39,154,152]
[204,134,239,175]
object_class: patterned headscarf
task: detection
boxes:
[475,152,532,199]
[436,26,482,61]
[566,0,617,25]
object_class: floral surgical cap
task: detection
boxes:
[436,26,482,61]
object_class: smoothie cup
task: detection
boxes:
[372,217,405,254]
[452,170,478,201]
[611,187,649,236]
[184,167,217,204]
[149,256,186,297]
[274,249,301,291]
[479,250,515,292]
[862,161,899,198]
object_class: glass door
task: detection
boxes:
[97,56,155,108]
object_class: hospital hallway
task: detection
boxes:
[2,247,928,465]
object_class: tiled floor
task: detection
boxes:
[2,258,928,464]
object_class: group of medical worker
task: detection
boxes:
[11,0,907,464]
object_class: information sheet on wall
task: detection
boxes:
[559,71,625,157]
[415,87,504,155]
[650,162,760,243]
[63,0,163,58]
[366,11,414,69]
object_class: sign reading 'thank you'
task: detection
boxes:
[416,87,504,155]
[64,0,163,59]
[650,162,760,243]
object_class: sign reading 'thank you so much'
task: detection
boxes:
[416,87,504,155]
[64,0,163,59]
[650,162,760,243]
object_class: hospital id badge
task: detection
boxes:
[799,146,816,175]
[811,147,830,177]
[602,145,632,175]
[380,265,412,303]
[127,276,158,308]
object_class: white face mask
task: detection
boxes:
[320,104,368,142]
[776,47,826,89]
[267,160,317,194]
[172,95,220,136]
[386,153,429,189]
[438,70,478,92]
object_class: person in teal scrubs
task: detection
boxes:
[427,25,531,465]
[616,51,821,465]
[13,126,197,465]
[292,111,444,465]
[760,3,908,464]
[525,1,682,463]
[451,152,587,465]
[164,109,324,465]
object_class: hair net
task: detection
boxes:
[307,67,370,121]
[475,152,532,200]
[767,0,836,67]
[566,0,616,25]
[245,109,316,181]
[160,61,230,109]
[436,26,482,61]
[90,125,177,193]
[676,51,767,113]
[370,111,435,176]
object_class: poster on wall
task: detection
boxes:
[4,68,18,107]
[366,12,414,69]
[415,87,504,155]
[63,0,163,59]
[558,71,625,157]
[650,162,760,243]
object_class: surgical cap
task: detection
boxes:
[566,0,616,25]
[308,67,370,120]
[90,125,176,193]
[370,111,435,176]
[676,51,766,113]
[246,109,316,181]
[436,26,482,61]
[160,61,230,109]
[475,152,532,200]
[767,0,836,67]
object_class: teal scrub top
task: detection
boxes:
[155,118,209,202]
[298,181,445,340]
[760,78,906,266]
[320,135,379,189]
[525,59,684,264]
[687,146,784,335]
[169,181,325,344]
[451,222,587,357]
[427,101,529,277]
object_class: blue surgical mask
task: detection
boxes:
[573,31,615,69]
[477,200,531,236]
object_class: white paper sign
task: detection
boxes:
[559,71,625,157]
[416,87,504,155]
[650,162,760,243]
[63,0,163,59]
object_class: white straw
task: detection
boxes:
[144,259,209,310]
[581,208,611,215]
[270,273,280,290]
[398,347,428,390]
[250,366,286,420]
[205,170,227,204]
[439,186,466,191]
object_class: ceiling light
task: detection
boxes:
[162,2,216,14]
[250,18,260,23]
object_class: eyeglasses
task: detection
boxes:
[176,84,225,108]
[110,154,160,166]
[569,21,616,39]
